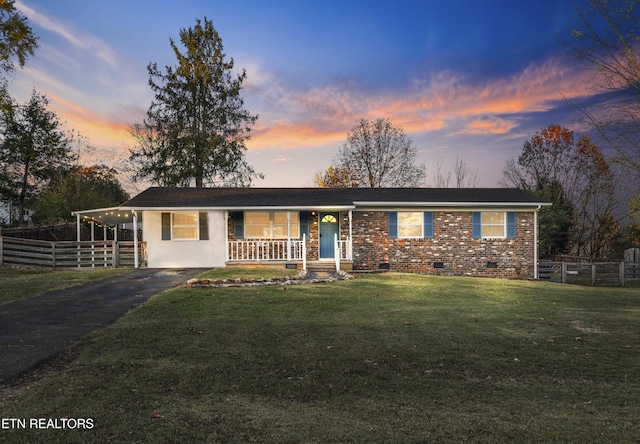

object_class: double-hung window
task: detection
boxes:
[388,211,434,238]
[472,212,516,239]
[245,211,300,239]
[398,212,424,238]
[162,212,208,240]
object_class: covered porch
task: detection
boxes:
[226,209,354,272]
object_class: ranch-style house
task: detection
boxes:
[73,187,550,279]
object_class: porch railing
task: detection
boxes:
[228,237,305,262]
[334,234,353,272]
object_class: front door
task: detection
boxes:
[319,212,339,259]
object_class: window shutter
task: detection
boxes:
[300,211,310,238]
[388,211,398,238]
[199,212,209,240]
[506,212,516,238]
[472,212,481,238]
[161,213,171,240]
[423,212,434,238]
[233,211,244,239]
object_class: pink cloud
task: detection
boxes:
[247,56,594,149]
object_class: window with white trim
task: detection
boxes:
[398,211,423,238]
[245,211,300,239]
[173,212,198,239]
[161,212,208,240]
[481,212,506,238]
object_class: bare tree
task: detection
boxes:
[430,159,451,188]
[328,118,425,188]
[453,156,479,188]
[566,0,640,178]
[428,157,478,188]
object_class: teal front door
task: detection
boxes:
[319,212,339,259]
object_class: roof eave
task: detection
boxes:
[353,201,552,208]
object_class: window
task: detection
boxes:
[472,212,516,239]
[388,211,433,239]
[161,212,208,240]
[245,211,300,239]
[321,214,337,223]
[172,213,199,239]
[398,212,423,238]
[482,212,505,238]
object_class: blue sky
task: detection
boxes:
[11,0,597,190]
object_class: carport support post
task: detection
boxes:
[76,213,81,268]
[103,224,107,267]
[91,220,95,268]
[133,211,139,268]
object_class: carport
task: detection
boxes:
[71,207,142,268]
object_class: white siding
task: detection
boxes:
[143,210,226,268]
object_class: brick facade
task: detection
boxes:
[228,210,536,279]
[351,211,535,279]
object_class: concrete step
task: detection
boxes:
[306,262,337,273]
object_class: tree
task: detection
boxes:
[502,124,617,258]
[31,164,129,225]
[129,17,261,187]
[0,90,75,226]
[322,118,425,188]
[0,0,38,80]
[313,165,358,187]
[429,156,479,188]
[566,0,640,178]
[534,180,574,256]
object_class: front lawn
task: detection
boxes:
[0,266,131,306]
[1,273,639,442]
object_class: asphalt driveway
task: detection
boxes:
[0,268,206,383]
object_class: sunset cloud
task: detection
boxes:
[246,56,594,151]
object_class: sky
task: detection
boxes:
[10,0,601,192]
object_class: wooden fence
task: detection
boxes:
[0,236,146,268]
[538,261,640,286]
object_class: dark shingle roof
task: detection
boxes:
[122,187,549,209]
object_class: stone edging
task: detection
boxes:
[185,270,353,288]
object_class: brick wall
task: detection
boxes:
[351,211,536,279]
[227,210,537,279]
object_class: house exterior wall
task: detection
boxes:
[226,209,536,278]
[351,210,536,279]
[143,210,227,268]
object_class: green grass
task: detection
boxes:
[0,266,132,306]
[196,267,298,281]
[1,273,639,442]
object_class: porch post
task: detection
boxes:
[334,233,340,272]
[348,210,353,260]
[225,211,229,262]
[302,233,307,271]
[287,211,291,261]
[133,211,139,269]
